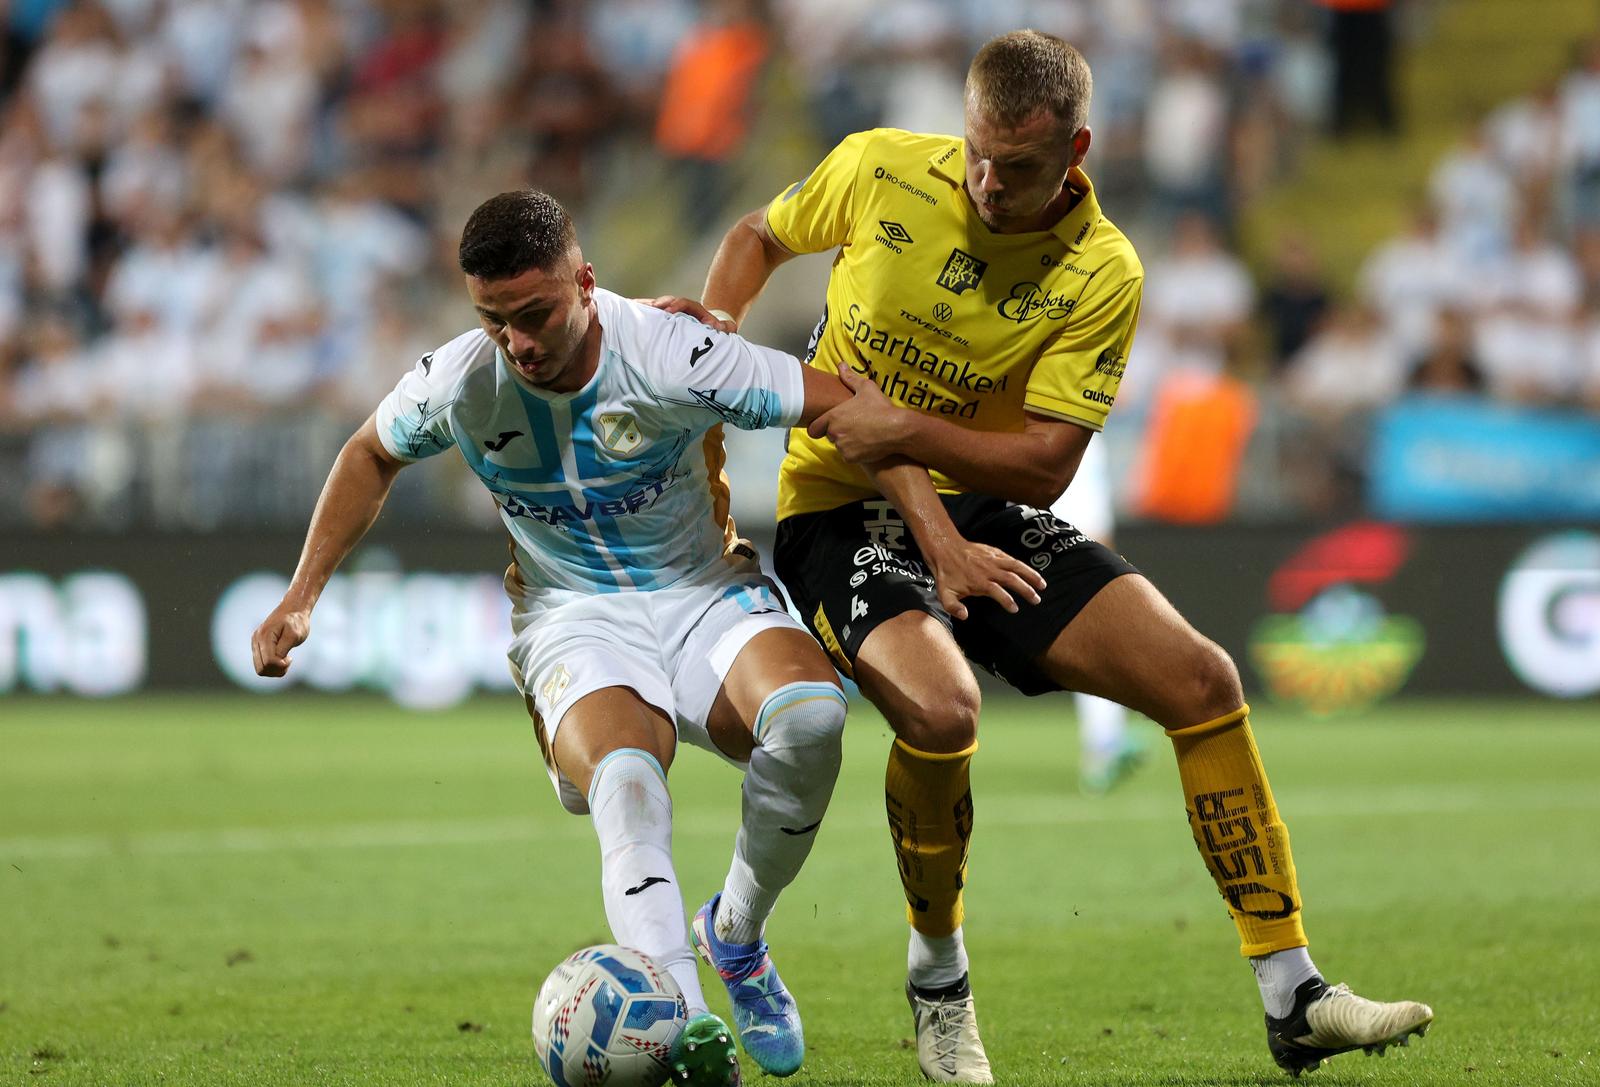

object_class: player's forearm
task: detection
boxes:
[702,210,787,325]
[282,428,403,612]
[862,457,964,561]
[892,414,1072,508]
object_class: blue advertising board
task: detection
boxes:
[1370,396,1600,522]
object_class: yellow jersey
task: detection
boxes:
[765,127,1143,520]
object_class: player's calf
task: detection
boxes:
[717,681,846,945]
[588,748,706,1010]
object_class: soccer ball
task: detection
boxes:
[532,944,689,1087]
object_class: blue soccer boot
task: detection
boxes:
[689,893,804,1076]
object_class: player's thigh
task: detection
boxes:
[939,494,1136,698]
[854,611,981,753]
[1036,574,1242,729]
[508,593,678,813]
[664,560,836,763]
[551,686,677,800]
[703,627,841,760]
[774,502,981,753]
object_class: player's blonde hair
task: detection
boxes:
[966,30,1092,132]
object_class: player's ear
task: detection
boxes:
[1068,125,1092,169]
[576,260,596,303]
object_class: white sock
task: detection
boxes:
[588,748,708,1014]
[1076,692,1127,759]
[908,926,970,990]
[717,683,846,946]
[1251,946,1321,1018]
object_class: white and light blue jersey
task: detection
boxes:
[375,288,805,598]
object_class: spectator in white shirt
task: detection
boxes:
[1283,303,1407,424]
[1430,122,1518,262]
[1359,205,1471,362]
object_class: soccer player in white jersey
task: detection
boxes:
[250,190,1043,1086]
[1046,438,1146,794]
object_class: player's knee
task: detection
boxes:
[756,682,847,769]
[587,748,672,835]
[1183,640,1244,723]
[892,679,980,753]
[1202,642,1245,712]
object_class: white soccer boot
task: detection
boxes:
[1265,978,1433,1076]
[905,975,994,1084]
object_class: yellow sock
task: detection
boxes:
[1167,705,1307,956]
[885,737,975,938]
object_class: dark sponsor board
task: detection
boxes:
[2,524,1595,703]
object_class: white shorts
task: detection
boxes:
[506,555,803,814]
[1050,435,1114,542]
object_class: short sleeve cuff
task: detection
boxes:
[763,202,803,255]
[374,404,432,462]
[1023,393,1106,431]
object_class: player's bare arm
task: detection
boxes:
[251,415,406,677]
[809,362,1094,508]
[796,363,1044,618]
[704,209,795,327]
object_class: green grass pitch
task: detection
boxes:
[3,694,1597,1085]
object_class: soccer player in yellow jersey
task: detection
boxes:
[659,30,1435,1083]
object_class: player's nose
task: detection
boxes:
[505,326,535,357]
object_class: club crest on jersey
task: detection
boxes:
[937,248,987,295]
[598,412,642,455]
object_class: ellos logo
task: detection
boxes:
[1247,522,1424,715]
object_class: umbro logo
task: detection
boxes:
[875,220,914,255]
[624,876,670,896]
[484,430,522,451]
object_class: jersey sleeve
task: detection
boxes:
[649,310,806,431]
[1023,274,1143,431]
[763,129,875,254]
[374,347,460,461]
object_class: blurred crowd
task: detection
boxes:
[0,0,1587,531]
[1260,35,1600,512]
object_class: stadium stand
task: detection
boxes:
[0,0,1595,530]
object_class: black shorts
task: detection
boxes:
[773,494,1138,696]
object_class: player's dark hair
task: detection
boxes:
[967,29,1092,132]
[458,190,578,279]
